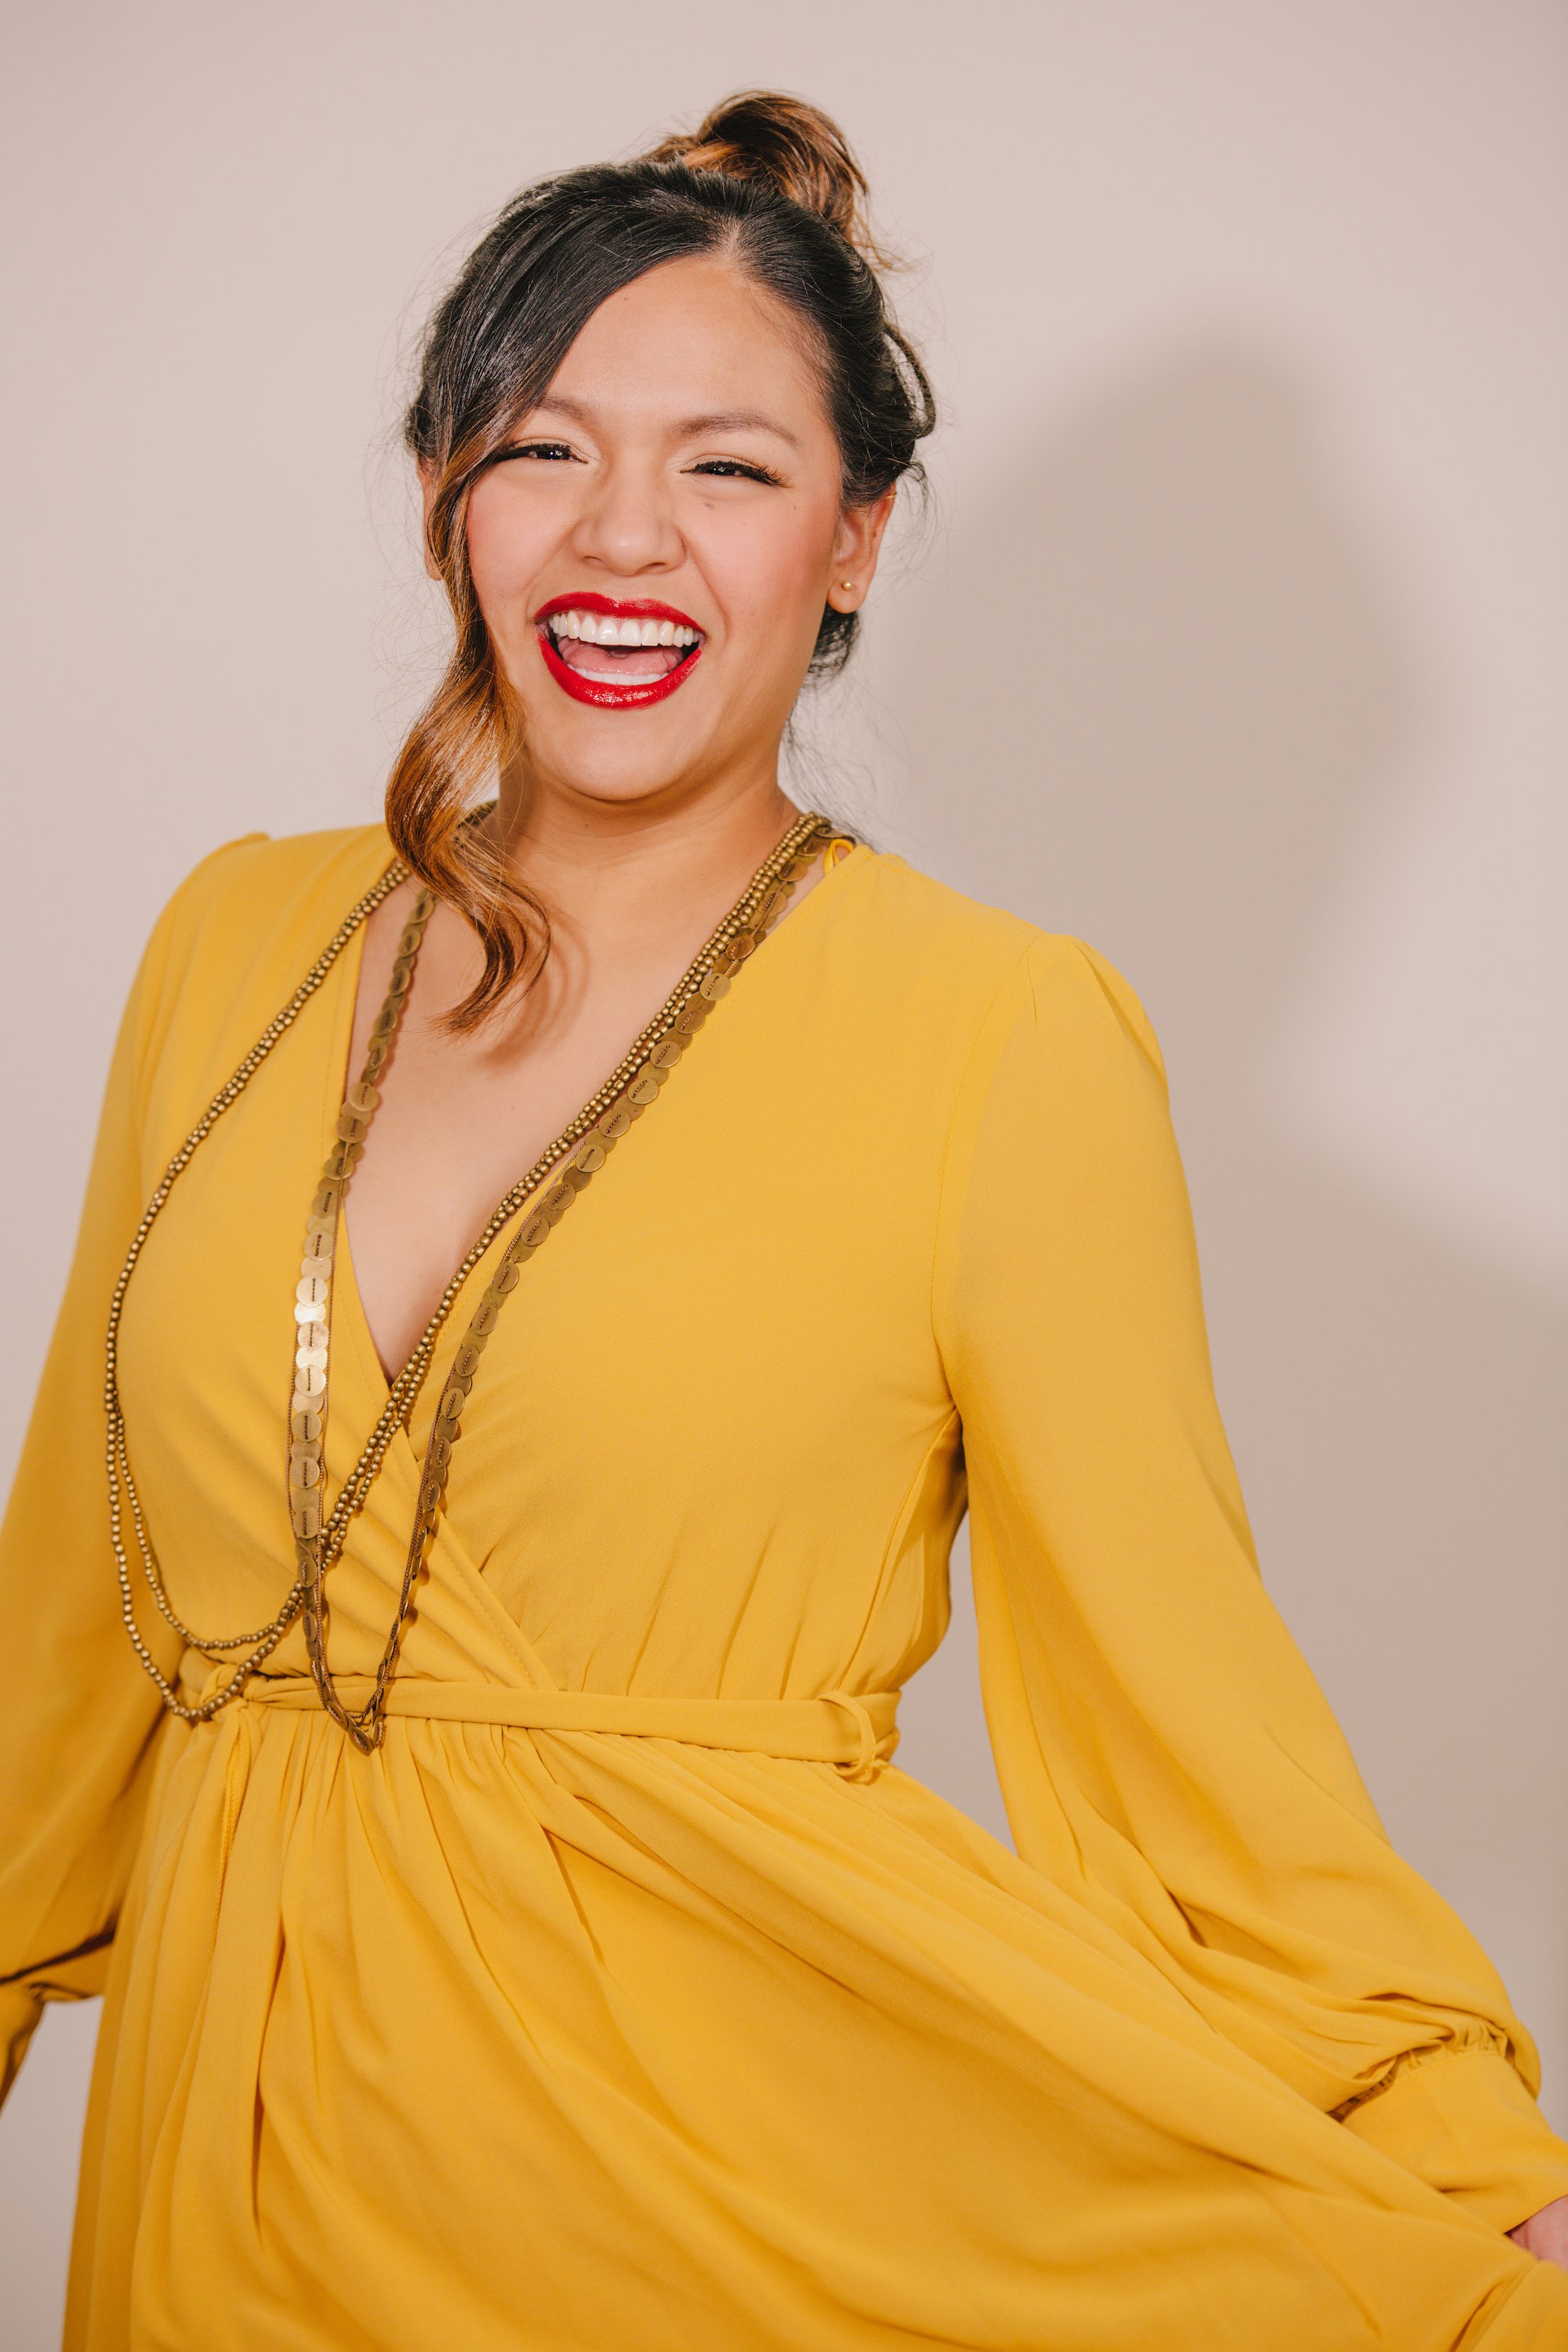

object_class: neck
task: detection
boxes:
[486,764,803,939]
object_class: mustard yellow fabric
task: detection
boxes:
[4,825,1567,2350]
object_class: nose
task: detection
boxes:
[568,456,683,579]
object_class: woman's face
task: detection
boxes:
[454,254,893,811]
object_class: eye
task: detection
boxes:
[495,439,581,464]
[689,459,783,486]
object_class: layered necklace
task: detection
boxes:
[107,807,841,1751]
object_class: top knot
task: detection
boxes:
[643,91,885,263]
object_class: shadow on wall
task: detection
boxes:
[889,337,1568,2078]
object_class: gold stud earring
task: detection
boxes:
[840,579,855,591]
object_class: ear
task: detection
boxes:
[417,459,442,583]
[825,488,898,614]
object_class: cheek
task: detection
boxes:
[706,495,839,651]
[463,481,548,624]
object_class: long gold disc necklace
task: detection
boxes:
[107,809,841,1746]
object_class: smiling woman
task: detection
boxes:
[394,96,931,1033]
[4,88,1568,2352]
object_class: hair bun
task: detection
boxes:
[644,91,881,260]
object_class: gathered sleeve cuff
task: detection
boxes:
[1335,2036,1568,2232]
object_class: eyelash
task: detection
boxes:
[495,443,782,487]
[499,441,578,464]
[691,459,782,486]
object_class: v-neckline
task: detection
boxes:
[322,830,874,1405]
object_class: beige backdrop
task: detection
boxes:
[2,3,1564,2340]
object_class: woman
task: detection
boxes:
[2,90,1566,2351]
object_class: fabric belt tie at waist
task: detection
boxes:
[194,1672,900,1782]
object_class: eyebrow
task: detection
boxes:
[677,408,803,448]
[528,395,802,449]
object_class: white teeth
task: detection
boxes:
[546,609,702,650]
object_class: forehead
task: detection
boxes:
[543,254,829,433]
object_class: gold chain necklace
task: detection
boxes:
[107,808,840,1748]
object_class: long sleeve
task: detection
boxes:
[934,931,1568,2234]
[0,840,260,2102]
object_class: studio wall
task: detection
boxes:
[2,5,1563,2339]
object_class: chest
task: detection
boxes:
[114,837,1047,1709]
[340,885,727,1378]
[118,926,961,1650]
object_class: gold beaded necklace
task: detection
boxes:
[107,808,840,1749]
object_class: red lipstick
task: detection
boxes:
[535,592,705,710]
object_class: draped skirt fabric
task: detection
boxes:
[67,1689,1565,2351]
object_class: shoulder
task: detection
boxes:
[841,849,1034,983]
[147,822,393,978]
[129,823,392,1110]
[846,850,1164,1081]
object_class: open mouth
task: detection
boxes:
[535,595,706,709]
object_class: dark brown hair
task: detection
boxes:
[391,92,935,1030]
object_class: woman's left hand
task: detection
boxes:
[1509,2196,1568,2267]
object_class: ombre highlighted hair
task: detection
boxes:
[390,91,935,1030]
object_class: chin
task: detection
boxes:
[517,723,710,811]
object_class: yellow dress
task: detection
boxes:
[4,823,1567,2351]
